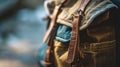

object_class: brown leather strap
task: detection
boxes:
[78,0,91,12]
[66,0,91,64]
[44,0,68,67]
[44,25,58,67]
[43,5,61,43]
[43,0,68,43]
[44,0,67,61]
[66,14,81,64]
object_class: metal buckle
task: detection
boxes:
[77,9,85,18]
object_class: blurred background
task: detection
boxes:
[0,0,47,67]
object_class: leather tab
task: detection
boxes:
[66,13,80,63]
[66,0,91,64]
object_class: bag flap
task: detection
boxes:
[56,0,118,30]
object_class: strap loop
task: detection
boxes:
[66,0,91,64]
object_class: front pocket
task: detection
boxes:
[90,40,116,51]
[80,40,116,67]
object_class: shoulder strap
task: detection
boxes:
[66,0,91,64]
[44,0,68,67]
[43,0,67,43]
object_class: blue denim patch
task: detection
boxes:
[55,25,72,42]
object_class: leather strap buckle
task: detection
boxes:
[77,9,84,18]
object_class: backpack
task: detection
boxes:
[42,0,119,67]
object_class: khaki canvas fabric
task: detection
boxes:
[53,40,116,67]
[45,0,117,30]
[44,0,118,67]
